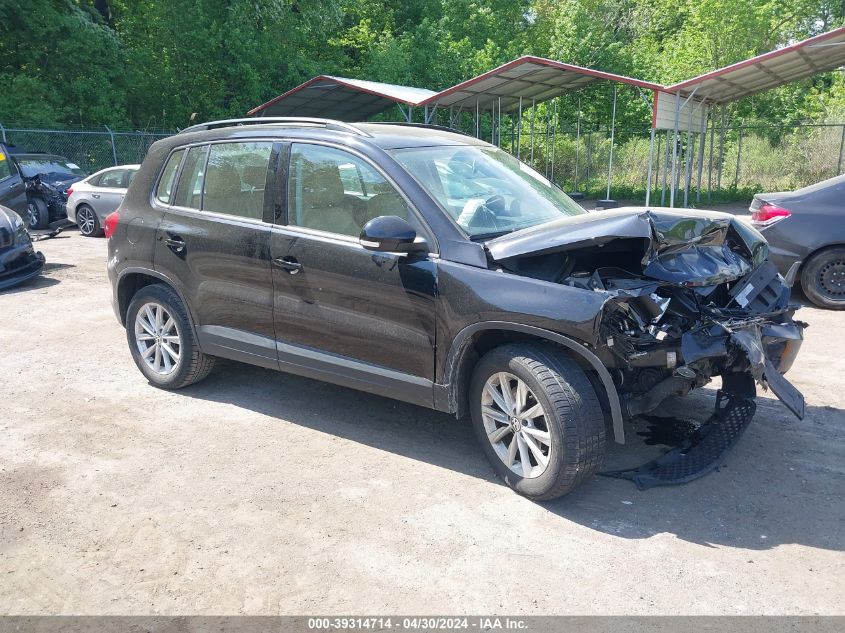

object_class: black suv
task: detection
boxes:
[107,118,806,499]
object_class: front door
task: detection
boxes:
[270,142,437,405]
[153,141,278,368]
[0,146,27,215]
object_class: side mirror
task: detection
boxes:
[359,215,426,254]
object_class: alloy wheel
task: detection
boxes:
[77,207,96,235]
[26,203,38,228]
[134,302,182,376]
[480,372,552,479]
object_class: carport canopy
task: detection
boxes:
[248,75,437,120]
[422,56,662,112]
[665,26,845,104]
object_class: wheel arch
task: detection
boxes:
[440,321,625,443]
[116,268,198,336]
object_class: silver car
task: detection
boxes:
[66,164,139,237]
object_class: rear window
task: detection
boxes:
[156,150,184,204]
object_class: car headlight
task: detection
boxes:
[14,226,31,245]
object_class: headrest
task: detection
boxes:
[242,164,267,189]
[299,160,345,208]
[205,163,241,201]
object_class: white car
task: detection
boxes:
[66,164,139,236]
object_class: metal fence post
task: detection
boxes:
[838,124,845,176]
[104,125,118,165]
[604,85,618,202]
[734,124,744,189]
[0,122,6,143]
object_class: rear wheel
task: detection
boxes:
[25,199,49,230]
[76,204,102,237]
[469,343,605,500]
[126,284,215,389]
[801,246,845,309]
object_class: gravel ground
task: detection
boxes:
[1,229,843,615]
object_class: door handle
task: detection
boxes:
[165,235,186,254]
[273,256,302,273]
[9,182,20,190]
[92,193,100,199]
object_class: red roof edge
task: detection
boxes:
[665,26,845,93]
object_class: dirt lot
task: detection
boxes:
[1,229,844,615]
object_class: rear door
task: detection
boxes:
[269,141,437,405]
[0,145,27,215]
[89,168,129,217]
[153,140,280,368]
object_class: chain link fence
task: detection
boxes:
[0,124,174,175]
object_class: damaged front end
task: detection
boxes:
[487,208,807,443]
[25,175,70,221]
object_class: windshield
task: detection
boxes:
[390,145,586,238]
[17,157,86,179]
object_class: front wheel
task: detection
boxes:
[26,198,50,230]
[126,284,215,389]
[469,343,606,500]
[801,246,845,309]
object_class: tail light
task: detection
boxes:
[751,202,791,227]
[104,211,119,239]
[66,187,74,197]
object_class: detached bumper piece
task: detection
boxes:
[604,387,756,490]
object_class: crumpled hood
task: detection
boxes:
[485,206,770,286]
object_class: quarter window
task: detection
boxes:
[156,150,184,204]
[202,142,272,219]
[173,146,208,209]
[288,143,410,237]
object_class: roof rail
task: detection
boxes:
[177,117,368,136]
[372,121,472,137]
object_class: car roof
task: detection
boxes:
[14,153,71,161]
[169,119,488,151]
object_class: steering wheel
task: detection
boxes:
[456,195,507,232]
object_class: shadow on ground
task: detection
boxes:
[179,359,845,553]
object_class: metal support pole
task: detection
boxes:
[516,97,523,159]
[475,100,479,138]
[838,124,845,175]
[497,97,502,147]
[550,98,558,185]
[574,97,581,192]
[104,125,118,165]
[585,132,592,188]
[605,85,618,202]
[683,105,695,208]
[544,105,551,177]
[0,121,6,143]
[707,106,716,201]
[661,129,669,206]
[695,104,707,203]
[716,108,727,191]
[529,99,536,164]
[669,92,681,208]
[645,126,656,207]
[734,124,744,189]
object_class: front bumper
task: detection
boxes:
[0,246,45,291]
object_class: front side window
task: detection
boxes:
[173,145,208,209]
[288,143,409,237]
[390,145,586,239]
[99,169,126,188]
[156,150,184,204]
[203,142,272,219]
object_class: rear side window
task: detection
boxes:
[203,142,272,219]
[173,146,208,209]
[99,169,126,188]
[156,150,184,204]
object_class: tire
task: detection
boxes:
[75,204,103,237]
[126,283,215,389]
[800,246,845,309]
[469,343,606,501]
[25,198,50,230]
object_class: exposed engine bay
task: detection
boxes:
[487,208,807,444]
